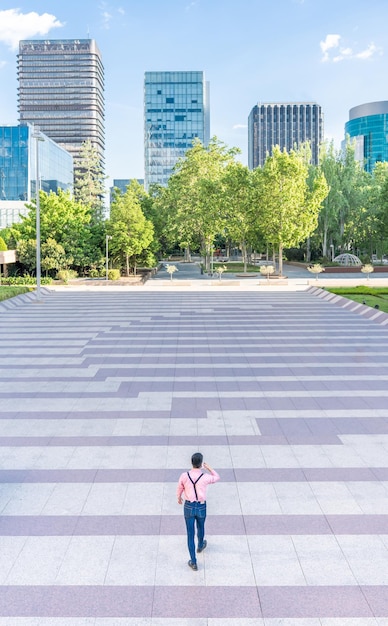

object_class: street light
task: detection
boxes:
[106,235,112,280]
[32,125,44,301]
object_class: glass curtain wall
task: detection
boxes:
[144,71,210,189]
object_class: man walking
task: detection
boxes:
[177,452,220,571]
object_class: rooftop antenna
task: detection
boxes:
[87,25,90,38]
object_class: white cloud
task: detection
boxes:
[101,11,113,29]
[0,9,64,50]
[118,7,125,15]
[0,60,6,69]
[320,33,382,63]
[356,42,381,60]
[320,34,341,62]
[233,124,247,130]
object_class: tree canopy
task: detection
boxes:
[74,140,106,223]
[108,180,154,275]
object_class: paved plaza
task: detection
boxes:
[1,283,388,625]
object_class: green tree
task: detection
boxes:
[0,236,7,251]
[374,163,388,254]
[258,146,328,277]
[17,239,37,272]
[12,189,98,271]
[317,141,343,258]
[108,181,154,275]
[41,238,69,276]
[162,138,239,271]
[337,138,368,252]
[74,140,106,222]
[222,162,258,272]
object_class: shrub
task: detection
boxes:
[89,268,100,278]
[0,236,7,252]
[108,269,121,281]
[284,247,304,261]
[1,275,52,285]
[57,269,78,284]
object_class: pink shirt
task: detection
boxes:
[177,467,220,502]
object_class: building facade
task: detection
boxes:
[345,101,388,172]
[17,39,105,164]
[248,102,323,169]
[0,124,73,229]
[144,71,210,189]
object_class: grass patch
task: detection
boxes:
[325,286,388,313]
[213,262,260,273]
[0,286,31,302]
[326,285,388,296]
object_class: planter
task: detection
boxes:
[0,250,17,264]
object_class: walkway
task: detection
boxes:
[1,286,388,624]
[153,261,388,286]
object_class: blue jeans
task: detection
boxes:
[184,500,206,564]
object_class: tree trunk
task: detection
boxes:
[322,225,328,258]
[241,241,247,272]
[126,254,130,277]
[306,237,311,263]
[134,258,137,276]
[278,243,283,277]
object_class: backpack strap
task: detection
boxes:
[187,471,204,501]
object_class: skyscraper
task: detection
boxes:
[345,101,388,172]
[144,71,210,189]
[248,102,323,169]
[17,39,105,163]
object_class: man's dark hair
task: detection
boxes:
[191,452,203,468]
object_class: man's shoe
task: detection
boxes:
[197,540,207,553]
[188,560,198,571]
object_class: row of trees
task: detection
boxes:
[154,137,388,272]
[2,137,388,278]
[0,142,156,277]
[155,139,328,275]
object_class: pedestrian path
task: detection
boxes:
[1,288,388,624]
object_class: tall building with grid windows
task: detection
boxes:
[0,124,73,229]
[144,71,210,189]
[345,101,388,172]
[17,39,105,164]
[248,102,323,169]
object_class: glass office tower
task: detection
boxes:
[345,101,388,172]
[17,39,105,164]
[0,124,73,228]
[144,71,210,189]
[248,102,323,168]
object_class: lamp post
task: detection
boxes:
[106,235,112,280]
[32,125,44,301]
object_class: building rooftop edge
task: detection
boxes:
[254,102,320,106]
[349,101,388,120]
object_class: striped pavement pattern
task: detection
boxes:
[1,288,388,625]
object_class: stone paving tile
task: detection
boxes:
[1,288,388,620]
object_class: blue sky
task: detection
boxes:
[0,0,387,187]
